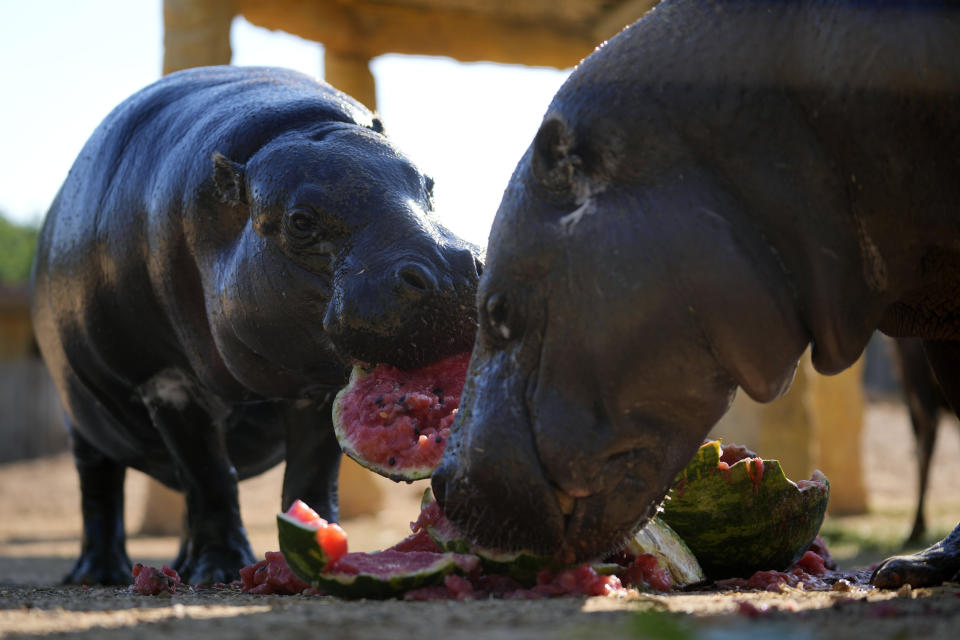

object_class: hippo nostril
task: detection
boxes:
[397,263,436,294]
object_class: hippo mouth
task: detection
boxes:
[431,364,672,564]
[332,352,471,481]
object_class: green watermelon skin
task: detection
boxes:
[277,512,334,581]
[659,441,830,580]
[417,489,556,583]
[308,551,479,599]
[278,512,479,599]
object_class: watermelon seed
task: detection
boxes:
[435,436,443,444]
[388,457,396,466]
[375,396,383,404]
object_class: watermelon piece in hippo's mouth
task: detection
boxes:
[333,352,470,481]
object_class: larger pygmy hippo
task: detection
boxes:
[432,0,960,588]
[32,66,480,584]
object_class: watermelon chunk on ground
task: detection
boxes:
[308,550,480,599]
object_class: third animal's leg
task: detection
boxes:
[872,340,960,588]
[64,425,132,585]
[139,370,255,585]
[281,397,342,521]
[893,338,942,545]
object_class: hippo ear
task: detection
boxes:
[212,152,247,206]
[531,116,585,202]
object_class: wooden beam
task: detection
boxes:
[325,50,377,111]
[237,0,594,68]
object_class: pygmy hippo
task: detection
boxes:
[432,0,960,588]
[31,66,480,584]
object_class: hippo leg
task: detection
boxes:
[139,371,255,585]
[894,337,943,545]
[873,340,960,588]
[280,398,342,520]
[64,427,132,585]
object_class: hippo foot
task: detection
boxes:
[871,529,960,589]
[64,548,133,585]
[173,538,256,585]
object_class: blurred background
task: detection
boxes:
[0,0,957,584]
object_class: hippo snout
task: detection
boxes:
[433,439,665,563]
[324,242,481,369]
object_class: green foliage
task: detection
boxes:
[628,611,698,640]
[0,212,39,284]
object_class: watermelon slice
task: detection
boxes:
[332,352,470,481]
[277,500,348,580]
[309,550,480,599]
[659,440,830,580]
[278,498,479,599]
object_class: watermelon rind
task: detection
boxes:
[419,489,556,582]
[279,510,479,599]
[624,516,705,588]
[659,440,830,580]
[332,366,437,482]
[277,512,333,581]
[308,552,479,599]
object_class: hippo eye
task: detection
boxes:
[484,293,516,342]
[288,211,318,235]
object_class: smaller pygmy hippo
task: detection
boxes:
[31,66,480,584]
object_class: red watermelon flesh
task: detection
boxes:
[387,529,442,553]
[328,550,478,576]
[333,352,470,480]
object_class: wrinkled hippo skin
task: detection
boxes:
[433,0,960,587]
[31,66,480,585]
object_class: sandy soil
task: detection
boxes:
[1,400,958,639]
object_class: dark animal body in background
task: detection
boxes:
[432,0,960,589]
[31,66,480,585]
[892,337,956,545]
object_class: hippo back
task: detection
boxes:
[31,67,381,469]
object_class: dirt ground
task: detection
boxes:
[1,400,959,639]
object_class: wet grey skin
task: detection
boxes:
[31,66,481,585]
[433,0,960,588]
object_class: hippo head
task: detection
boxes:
[205,121,481,398]
[431,106,810,562]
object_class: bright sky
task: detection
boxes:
[0,1,572,247]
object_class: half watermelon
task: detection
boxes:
[659,440,830,579]
[332,352,470,481]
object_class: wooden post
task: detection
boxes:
[711,350,868,515]
[712,356,814,482]
[163,0,235,75]
[324,49,378,111]
[137,478,185,536]
[806,356,869,514]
